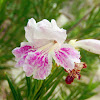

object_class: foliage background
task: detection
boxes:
[0,0,100,100]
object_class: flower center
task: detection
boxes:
[54,40,57,43]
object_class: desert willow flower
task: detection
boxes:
[12,18,100,84]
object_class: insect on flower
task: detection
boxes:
[12,18,100,84]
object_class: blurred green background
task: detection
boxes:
[0,0,100,100]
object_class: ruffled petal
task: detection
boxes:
[25,18,53,47]
[24,51,52,79]
[25,18,67,44]
[25,18,36,42]
[12,45,32,58]
[51,43,80,70]
[12,43,36,67]
[75,39,100,54]
[36,19,67,44]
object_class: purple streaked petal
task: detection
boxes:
[23,65,33,77]
[52,44,80,70]
[54,50,75,70]
[61,47,80,59]
[12,44,36,67]
[25,51,52,79]
[12,45,32,58]
[15,54,27,67]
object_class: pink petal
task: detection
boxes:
[24,51,52,79]
[12,45,32,58]
[52,44,80,70]
[75,39,100,54]
[23,65,33,77]
[12,44,36,67]
[15,54,27,67]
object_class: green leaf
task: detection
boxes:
[6,74,23,100]
[26,76,32,98]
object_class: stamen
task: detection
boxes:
[65,62,87,84]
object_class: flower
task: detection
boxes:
[12,18,100,82]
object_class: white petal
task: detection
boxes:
[25,18,58,47]
[36,19,67,44]
[21,39,51,49]
[25,18,67,44]
[75,39,100,54]
[21,42,32,47]
[25,18,37,42]
[28,18,36,27]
